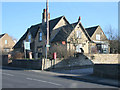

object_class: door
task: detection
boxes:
[76,44,82,53]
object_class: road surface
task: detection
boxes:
[1,67,117,88]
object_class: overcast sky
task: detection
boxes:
[2,2,118,40]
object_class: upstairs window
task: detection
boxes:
[28,34,31,42]
[39,32,42,41]
[5,40,7,44]
[96,34,100,40]
[76,30,81,38]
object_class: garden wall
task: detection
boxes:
[12,59,42,70]
[93,64,120,80]
[86,54,119,64]
[1,55,8,66]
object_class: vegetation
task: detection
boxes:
[105,25,120,54]
[11,51,24,59]
[49,43,74,59]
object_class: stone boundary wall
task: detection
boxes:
[93,64,120,80]
[42,55,93,70]
[0,55,8,66]
[12,59,42,70]
[86,54,119,64]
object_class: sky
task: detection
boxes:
[2,2,118,40]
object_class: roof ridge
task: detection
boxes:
[85,25,99,29]
[49,16,64,22]
[30,16,64,27]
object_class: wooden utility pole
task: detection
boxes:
[45,0,49,69]
[46,0,49,50]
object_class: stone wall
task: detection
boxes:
[42,54,93,70]
[93,64,120,80]
[1,55,8,66]
[12,59,42,70]
[86,54,119,64]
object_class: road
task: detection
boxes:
[2,67,117,88]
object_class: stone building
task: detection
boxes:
[13,9,109,58]
[0,33,16,54]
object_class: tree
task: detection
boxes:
[105,25,119,54]
[68,30,81,56]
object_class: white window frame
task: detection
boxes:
[96,34,100,40]
[76,30,81,38]
[5,40,7,44]
[4,48,10,52]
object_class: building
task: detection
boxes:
[13,9,109,58]
[0,33,16,54]
[86,25,109,54]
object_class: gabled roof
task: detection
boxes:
[79,22,91,41]
[52,21,91,42]
[85,25,99,37]
[51,22,77,42]
[42,16,69,35]
[0,33,5,38]
[13,30,29,49]
[14,16,68,49]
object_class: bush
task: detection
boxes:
[12,52,24,59]
[49,43,74,59]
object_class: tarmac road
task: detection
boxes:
[1,66,118,88]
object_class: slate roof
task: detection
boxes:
[0,34,5,38]
[51,22,78,42]
[85,25,99,37]
[14,16,67,49]
[13,30,29,48]
[52,22,91,42]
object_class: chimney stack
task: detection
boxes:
[42,9,50,24]
[78,16,81,22]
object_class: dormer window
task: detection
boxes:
[39,32,42,41]
[76,30,81,38]
[28,34,31,42]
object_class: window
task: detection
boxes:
[76,30,81,38]
[96,34,100,40]
[5,40,7,44]
[39,32,42,41]
[28,34,31,42]
[4,48,10,52]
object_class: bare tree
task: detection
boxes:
[105,25,119,54]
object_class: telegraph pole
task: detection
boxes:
[45,0,49,69]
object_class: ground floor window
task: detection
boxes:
[96,44,109,54]
[4,48,10,52]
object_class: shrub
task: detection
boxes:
[49,43,74,59]
[12,52,24,59]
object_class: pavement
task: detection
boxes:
[2,66,120,88]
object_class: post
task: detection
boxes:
[45,0,49,69]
